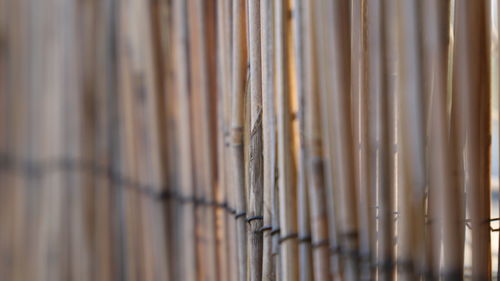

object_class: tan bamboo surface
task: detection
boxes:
[260,0,276,280]
[2,0,500,281]
[290,0,314,280]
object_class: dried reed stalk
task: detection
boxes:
[351,0,372,279]
[275,0,299,280]
[322,0,360,279]
[314,0,341,278]
[291,0,314,280]
[421,1,463,281]
[365,0,383,279]
[128,0,170,279]
[260,0,276,280]
[377,0,398,279]
[230,1,248,280]
[171,0,197,280]
[304,1,331,280]
[33,0,80,279]
[247,1,265,280]
[453,1,491,280]
[396,0,427,280]
[216,0,233,280]
[93,1,121,279]
[186,0,218,279]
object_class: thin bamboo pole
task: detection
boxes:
[378,0,398,279]
[171,0,197,280]
[395,0,427,280]
[304,1,331,280]
[216,0,232,280]
[497,0,500,276]
[186,0,218,279]
[35,0,78,280]
[321,0,360,279]
[93,1,120,279]
[315,1,342,278]
[421,1,463,281]
[126,0,170,279]
[70,2,95,280]
[272,152,282,281]
[230,1,248,280]
[276,0,300,278]
[291,0,314,280]
[351,0,372,279]
[117,3,149,279]
[219,2,239,280]
[4,2,38,281]
[163,3,183,280]
[365,0,383,279]
[0,0,9,276]
[260,0,276,280]
[453,0,491,280]
[247,1,264,280]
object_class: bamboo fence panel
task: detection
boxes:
[1,0,499,281]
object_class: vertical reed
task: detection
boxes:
[230,1,248,280]
[171,0,197,280]
[453,0,491,280]
[422,1,464,281]
[291,0,314,280]
[260,0,276,280]
[396,0,427,280]
[186,0,218,279]
[351,0,372,279]
[304,1,331,280]
[324,0,360,279]
[379,0,398,279]
[275,0,300,280]
[247,1,265,280]
[365,0,383,279]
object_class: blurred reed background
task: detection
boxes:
[0,0,499,281]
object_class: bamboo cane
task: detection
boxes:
[3,2,38,281]
[219,2,239,280]
[395,0,428,280]
[420,1,463,281]
[70,2,97,280]
[497,1,500,278]
[216,0,232,280]
[314,1,342,278]
[171,0,197,280]
[365,0,384,279]
[93,1,121,279]
[351,0,372,279]
[377,0,398,279]
[260,0,276,279]
[275,0,300,278]
[0,0,8,274]
[453,0,491,280]
[320,0,361,279]
[128,0,171,279]
[34,0,79,280]
[117,8,147,280]
[230,1,248,280]
[304,1,331,280]
[291,0,314,280]
[247,1,264,280]
[186,0,219,279]
[164,4,183,280]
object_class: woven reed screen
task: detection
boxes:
[0,0,499,280]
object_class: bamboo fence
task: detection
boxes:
[0,0,500,280]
